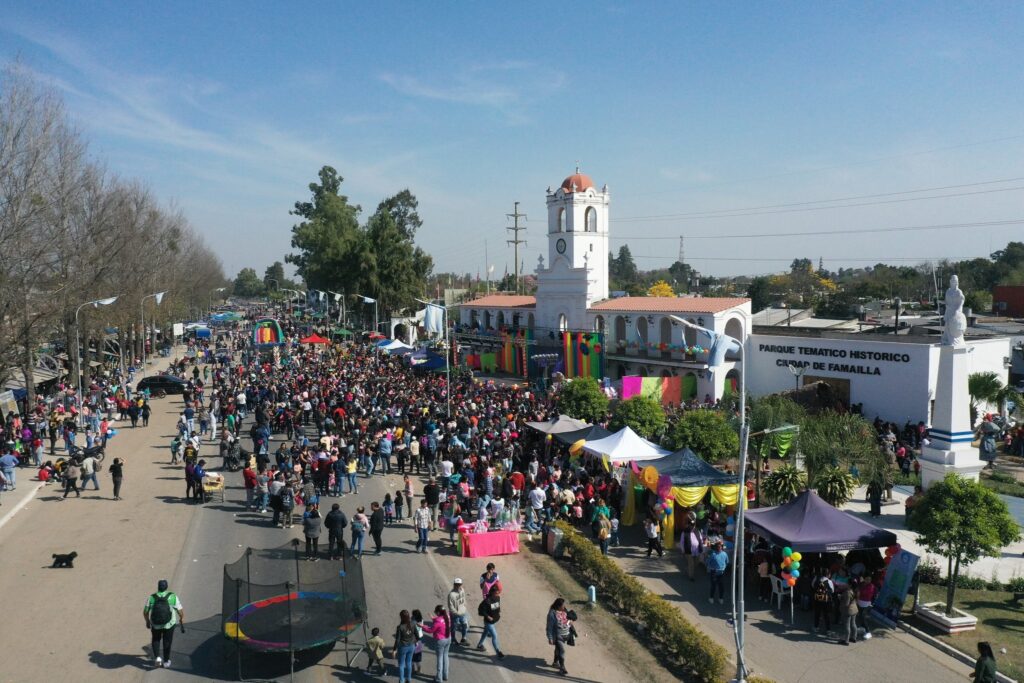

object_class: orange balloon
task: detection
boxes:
[641,466,660,489]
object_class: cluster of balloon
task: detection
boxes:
[780,547,802,587]
[883,544,902,566]
[545,434,553,442]
[724,515,736,552]
[106,429,118,439]
[657,475,673,521]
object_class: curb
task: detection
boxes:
[0,481,46,531]
[894,616,1018,683]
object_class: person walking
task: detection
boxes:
[110,458,124,500]
[392,609,419,683]
[413,499,431,553]
[303,505,323,561]
[706,541,729,605]
[280,481,296,528]
[596,513,612,555]
[394,490,405,522]
[840,582,859,645]
[419,604,453,683]
[350,506,369,559]
[369,501,385,555]
[447,578,469,646]
[812,569,835,634]
[972,641,998,682]
[423,478,441,531]
[143,579,184,669]
[475,583,504,658]
[480,563,501,599]
[546,597,576,676]
[0,448,18,490]
[643,514,664,558]
[80,453,100,491]
[325,503,348,560]
[61,459,81,499]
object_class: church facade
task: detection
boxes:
[456,170,751,403]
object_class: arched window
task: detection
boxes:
[527,313,535,330]
[614,315,626,344]
[637,317,648,345]
[585,206,597,232]
[558,314,568,332]
[684,318,697,346]
[496,311,506,329]
[484,311,493,330]
[470,310,479,329]
[725,317,743,341]
[594,315,605,334]
[557,208,565,233]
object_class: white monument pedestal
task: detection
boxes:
[920,345,983,489]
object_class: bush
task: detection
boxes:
[892,472,921,486]
[609,395,666,440]
[556,377,609,424]
[663,409,739,463]
[1006,576,1024,593]
[917,559,942,585]
[761,465,807,505]
[554,521,729,682]
[814,467,857,507]
[988,471,1017,485]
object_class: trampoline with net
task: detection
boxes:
[222,540,368,680]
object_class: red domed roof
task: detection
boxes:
[560,172,594,193]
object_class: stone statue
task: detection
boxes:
[941,274,967,347]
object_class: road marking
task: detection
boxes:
[0,481,45,531]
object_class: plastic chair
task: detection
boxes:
[770,575,794,622]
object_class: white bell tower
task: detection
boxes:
[533,168,611,332]
[545,167,610,304]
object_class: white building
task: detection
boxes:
[457,170,751,402]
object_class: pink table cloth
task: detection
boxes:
[460,529,520,558]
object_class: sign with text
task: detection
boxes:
[870,549,920,628]
[758,342,913,377]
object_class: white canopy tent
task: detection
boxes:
[581,426,671,464]
[525,414,591,435]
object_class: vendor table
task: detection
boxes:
[459,529,520,558]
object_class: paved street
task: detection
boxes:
[0,353,653,683]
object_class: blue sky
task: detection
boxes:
[2,2,1023,280]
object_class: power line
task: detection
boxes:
[612,176,1024,222]
[631,254,985,262]
[609,218,1024,240]
[612,184,1024,223]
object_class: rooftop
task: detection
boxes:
[458,294,536,309]
[588,296,749,314]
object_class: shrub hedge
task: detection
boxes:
[553,521,730,682]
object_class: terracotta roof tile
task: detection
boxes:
[588,296,748,314]
[459,295,536,309]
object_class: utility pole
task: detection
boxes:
[506,201,527,294]
[485,240,490,295]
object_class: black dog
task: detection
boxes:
[51,551,77,568]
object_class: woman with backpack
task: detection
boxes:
[419,604,453,683]
[392,609,419,683]
[811,569,835,633]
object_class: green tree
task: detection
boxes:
[375,189,423,240]
[745,276,773,313]
[609,244,638,289]
[967,371,1015,424]
[662,410,739,463]
[263,261,285,290]
[909,474,1020,616]
[609,395,666,440]
[761,464,807,505]
[556,377,609,424]
[233,267,265,297]
[814,467,858,507]
[749,395,805,503]
[799,411,878,486]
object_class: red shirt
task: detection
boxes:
[242,468,257,489]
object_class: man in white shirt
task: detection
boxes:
[527,483,546,531]
[440,456,454,491]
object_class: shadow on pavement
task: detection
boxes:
[87,649,150,671]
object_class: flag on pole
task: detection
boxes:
[362,296,376,304]
[424,303,446,334]
[155,291,166,305]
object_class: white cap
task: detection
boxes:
[453,578,463,584]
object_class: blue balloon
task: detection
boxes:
[790,569,800,579]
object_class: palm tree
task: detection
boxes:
[968,371,1016,425]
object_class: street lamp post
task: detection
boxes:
[893,297,901,336]
[356,294,378,334]
[141,291,168,379]
[75,296,118,424]
[787,361,806,391]
[670,315,750,681]
[209,286,226,314]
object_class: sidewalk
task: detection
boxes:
[842,485,1024,582]
[606,524,971,683]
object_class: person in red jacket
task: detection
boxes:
[242,463,257,509]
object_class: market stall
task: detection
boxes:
[458,527,520,558]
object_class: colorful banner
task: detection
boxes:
[562,332,603,380]
[621,376,684,406]
[496,329,531,378]
[480,352,497,373]
[871,549,919,628]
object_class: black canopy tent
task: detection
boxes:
[641,448,739,487]
[745,490,897,552]
[553,424,613,446]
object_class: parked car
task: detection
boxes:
[137,374,187,397]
